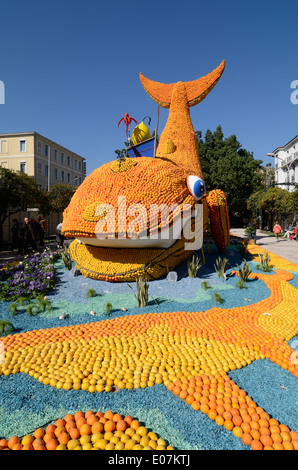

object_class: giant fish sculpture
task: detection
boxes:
[62,60,230,281]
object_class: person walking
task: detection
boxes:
[273,221,282,241]
[56,222,64,248]
[37,215,47,246]
[24,217,37,253]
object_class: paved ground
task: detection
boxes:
[230,228,298,265]
[0,230,297,266]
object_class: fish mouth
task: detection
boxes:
[75,200,202,250]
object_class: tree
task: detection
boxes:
[0,167,48,244]
[47,184,77,213]
[196,126,263,205]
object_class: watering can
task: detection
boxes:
[131,116,151,145]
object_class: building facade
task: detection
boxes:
[0,131,86,191]
[270,135,298,192]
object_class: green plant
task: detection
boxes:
[213,292,224,304]
[214,257,229,280]
[26,304,35,316]
[62,247,73,270]
[256,252,273,272]
[201,281,211,290]
[86,288,96,298]
[8,303,18,315]
[18,297,27,307]
[128,276,149,308]
[236,278,247,289]
[0,320,15,335]
[38,299,52,312]
[237,260,252,283]
[245,224,256,237]
[105,302,113,316]
[187,254,203,278]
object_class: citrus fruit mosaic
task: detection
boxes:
[0,238,297,450]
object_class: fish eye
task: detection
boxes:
[186,175,205,201]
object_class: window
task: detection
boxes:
[54,149,58,161]
[44,145,49,157]
[61,170,65,182]
[67,155,71,166]
[79,176,82,185]
[61,152,64,164]
[19,140,26,152]
[54,168,58,180]
[45,165,48,177]
[67,173,71,183]
[79,161,82,171]
[37,141,42,154]
[74,176,78,185]
[74,159,77,169]
[0,161,8,168]
[37,161,43,175]
[19,161,26,173]
[0,140,8,153]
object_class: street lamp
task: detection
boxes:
[267,152,292,190]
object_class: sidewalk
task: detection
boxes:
[230,228,298,265]
[0,241,59,265]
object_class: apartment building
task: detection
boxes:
[269,135,298,192]
[0,131,86,190]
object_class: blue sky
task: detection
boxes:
[0,0,297,175]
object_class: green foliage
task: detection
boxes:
[236,260,252,289]
[0,167,49,243]
[201,281,211,290]
[0,320,15,335]
[62,247,73,270]
[213,292,224,304]
[196,126,262,205]
[86,288,96,298]
[128,276,149,308]
[26,304,35,316]
[47,184,77,213]
[256,252,273,272]
[105,302,113,316]
[214,256,229,280]
[187,254,203,278]
[8,302,18,315]
[237,241,249,260]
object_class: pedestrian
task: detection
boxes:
[290,223,297,241]
[273,221,282,241]
[37,215,47,246]
[11,218,19,252]
[24,217,37,253]
[56,222,64,248]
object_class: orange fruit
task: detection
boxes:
[283,441,294,450]
[46,438,58,450]
[208,409,217,421]
[124,416,133,426]
[215,415,224,426]
[250,429,261,441]
[44,432,56,444]
[64,413,75,422]
[22,444,34,450]
[33,438,44,449]
[12,443,23,450]
[84,410,94,419]
[112,413,123,423]
[54,426,66,438]
[33,428,45,439]
[241,433,252,446]
[216,405,225,416]
[80,424,92,436]
[271,432,282,443]
[74,411,85,421]
[200,404,209,414]
[104,410,114,420]
[192,401,200,411]
[186,395,194,405]
[69,427,80,440]
[55,418,66,427]
[260,434,273,447]
[58,433,70,445]
[92,421,104,434]
[241,422,251,434]
[279,424,290,433]
[290,431,298,441]
[76,417,87,429]
[251,439,263,450]
[66,420,76,432]
[232,426,243,438]
[45,424,56,434]
[224,419,234,431]
[116,420,128,432]
[21,435,34,446]
[8,436,20,449]
[272,442,284,450]
[0,439,8,449]
[130,420,140,431]
[104,420,116,433]
[232,415,243,427]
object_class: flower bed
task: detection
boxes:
[0,239,297,451]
